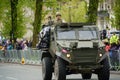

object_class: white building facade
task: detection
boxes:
[97,0,115,30]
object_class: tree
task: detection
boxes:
[42,0,57,24]
[2,0,35,39]
[10,0,18,41]
[0,1,10,21]
[59,0,87,23]
[114,0,120,30]
[0,0,10,35]
[87,0,99,24]
[15,0,35,39]
[32,0,43,47]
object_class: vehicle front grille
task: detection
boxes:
[70,48,98,64]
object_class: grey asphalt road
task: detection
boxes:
[0,63,120,80]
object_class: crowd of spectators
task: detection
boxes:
[101,27,120,70]
[0,38,32,51]
[15,39,32,50]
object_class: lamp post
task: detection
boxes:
[68,6,72,23]
[68,0,72,24]
[118,9,120,39]
[68,0,80,23]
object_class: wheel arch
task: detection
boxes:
[41,51,52,60]
[55,51,71,63]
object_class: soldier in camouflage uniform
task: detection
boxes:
[54,12,65,26]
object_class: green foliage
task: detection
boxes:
[16,3,26,38]
[18,0,36,9]
[42,0,57,21]
[15,0,35,38]
[1,0,36,39]
[57,0,70,2]
[0,1,11,38]
[0,0,10,21]
[113,0,120,30]
[60,0,87,23]
[2,11,11,38]
[2,0,26,39]
[87,0,99,23]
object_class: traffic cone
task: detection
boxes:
[21,57,25,65]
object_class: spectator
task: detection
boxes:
[28,40,32,47]
[106,26,110,39]
[104,40,110,52]
[102,29,107,39]
[16,39,22,50]
[23,43,28,50]
[110,32,119,47]
[109,33,119,70]
[21,40,28,50]
[6,40,13,50]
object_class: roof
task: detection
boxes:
[58,23,96,28]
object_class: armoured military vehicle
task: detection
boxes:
[39,23,110,80]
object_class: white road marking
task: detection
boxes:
[6,76,18,80]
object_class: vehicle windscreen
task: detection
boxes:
[57,30,76,39]
[56,27,98,40]
[79,27,98,40]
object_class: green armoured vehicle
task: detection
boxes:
[39,23,110,80]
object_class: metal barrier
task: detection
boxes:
[0,50,5,62]
[0,49,41,65]
[0,49,120,70]
[109,50,120,71]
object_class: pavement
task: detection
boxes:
[110,71,120,75]
[1,62,120,75]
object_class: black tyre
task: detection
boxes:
[98,57,110,80]
[81,73,92,79]
[42,57,52,80]
[54,57,66,80]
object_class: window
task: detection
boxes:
[78,27,98,40]
[57,30,76,39]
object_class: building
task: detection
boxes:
[97,0,115,30]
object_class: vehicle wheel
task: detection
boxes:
[81,73,92,79]
[97,57,110,80]
[54,57,66,80]
[42,57,52,80]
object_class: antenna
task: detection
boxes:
[68,0,72,28]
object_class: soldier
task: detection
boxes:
[44,15,54,26]
[54,12,65,26]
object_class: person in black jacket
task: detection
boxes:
[36,26,51,49]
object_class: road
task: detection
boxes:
[0,63,120,80]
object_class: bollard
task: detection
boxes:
[21,57,25,65]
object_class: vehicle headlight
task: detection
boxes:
[99,53,103,57]
[66,54,71,58]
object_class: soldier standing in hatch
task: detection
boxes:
[54,12,65,26]
[44,15,54,26]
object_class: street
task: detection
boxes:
[0,63,120,80]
